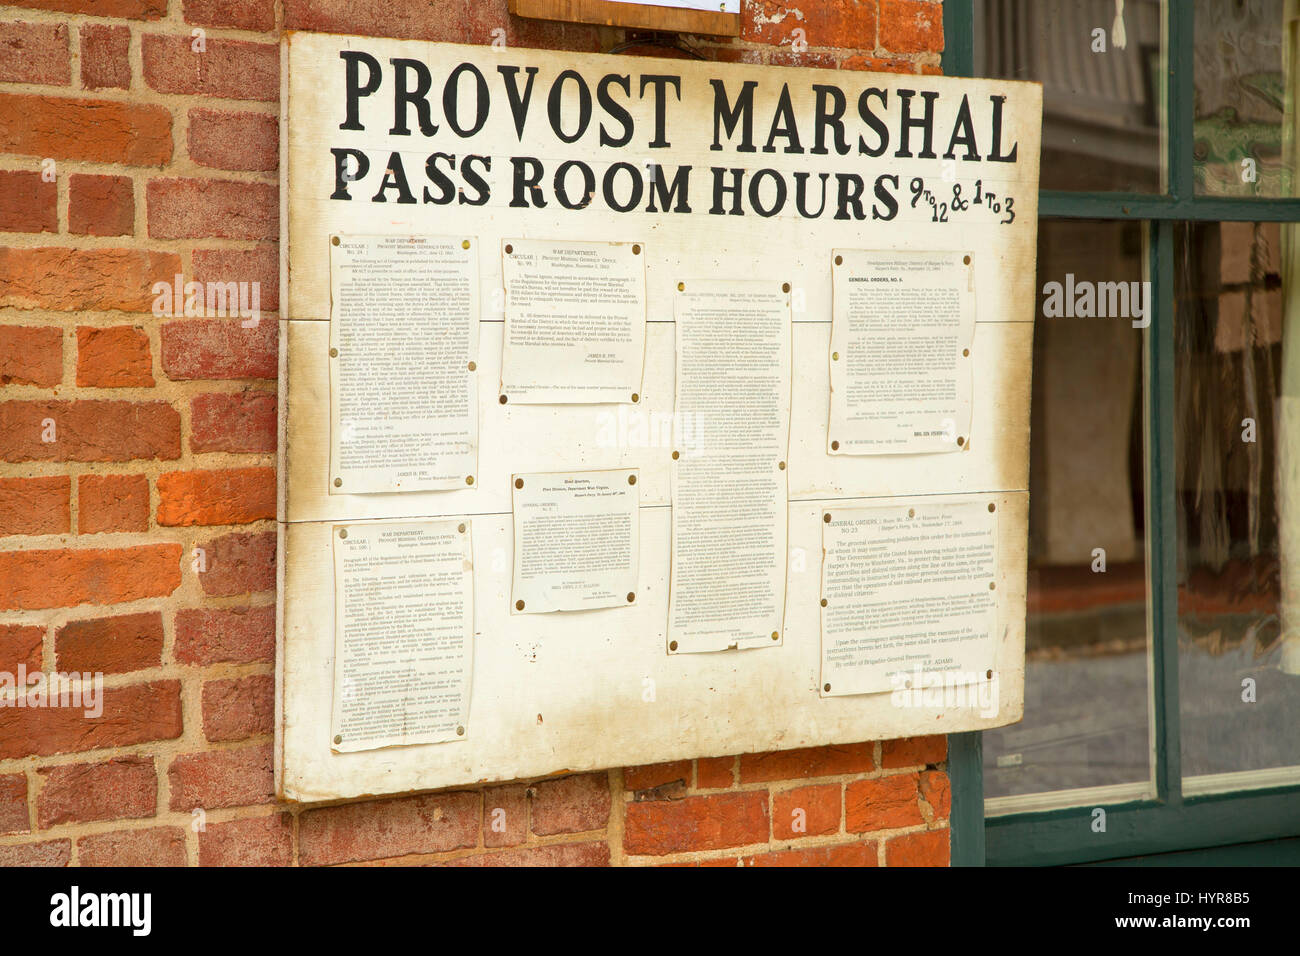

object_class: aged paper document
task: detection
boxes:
[511,469,640,613]
[820,500,997,697]
[668,280,791,653]
[500,238,647,404]
[828,250,975,455]
[330,520,473,752]
[329,234,479,493]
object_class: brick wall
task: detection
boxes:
[0,0,951,866]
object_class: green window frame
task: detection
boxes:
[942,0,1300,866]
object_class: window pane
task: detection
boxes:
[1193,0,1296,197]
[975,0,1165,193]
[1175,221,1300,784]
[984,219,1152,802]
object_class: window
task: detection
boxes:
[945,0,1300,865]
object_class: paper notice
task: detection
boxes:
[668,279,791,653]
[329,234,479,493]
[330,520,473,752]
[828,250,975,455]
[499,238,647,404]
[511,469,640,613]
[819,500,998,697]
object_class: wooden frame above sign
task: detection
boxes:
[508,0,741,36]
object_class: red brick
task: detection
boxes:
[765,50,840,69]
[196,531,275,596]
[845,774,923,832]
[0,325,61,386]
[658,856,740,867]
[168,742,273,811]
[879,0,943,55]
[920,769,950,820]
[192,245,279,313]
[483,783,527,848]
[843,54,917,74]
[0,247,180,313]
[80,24,131,90]
[742,0,877,48]
[462,0,602,51]
[55,611,164,673]
[202,674,273,742]
[76,325,153,387]
[739,743,875,783]
[174,604,274,665]
[0,476,70,536]
[0,623,43,674]
[36,756,156,827]
[188,108,277,172]
[78,826,186,866]
[160,318,277,380]
[697,755,735,789]
[148,178,277,241]
[9,0,166,17]
[185,0,276,31]
[0,94,171,165]
[743,842,878,867]
[885,828,949,866]
[157,467,275,526]
[190,391,276,453]
[773,783,841,839]
[0,544,181,611]
[0,22,70,85]
[530,772,611,835]
[143,34,278,101]
[0,680,182,758]
[624,791,769,855]
[77,473,150,534]
[285,0,462,40]
[881,734,946,769]
[69,174,134,237]
[624,760,691,792]
[0,171,57,233]
[0,773,28,834]
[199,813,293,866]
[299,790,480,865]
[0,839,69,866]
[0,400,180,462]
[444,842,610,867]
[286,0,594,50]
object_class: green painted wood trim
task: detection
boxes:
[1149,219,1182,805]
[986,786,1300,866]
[1040,193,1300,220]
[941,0,974,78]
[947,732,985,865]
[1086,836,1300,866]
[941,1,984,869]
[1168,0,1194,200]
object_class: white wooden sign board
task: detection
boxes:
[277,31,1042,802]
